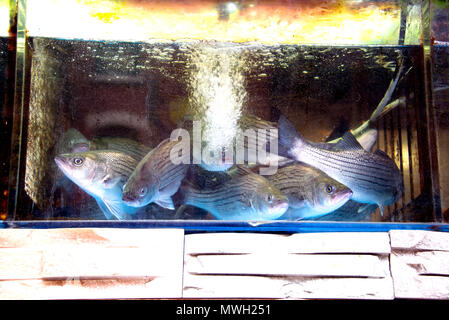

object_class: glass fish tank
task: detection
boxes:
[1,0,448,231]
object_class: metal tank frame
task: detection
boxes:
[1,0,448,232]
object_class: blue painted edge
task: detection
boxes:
[0,220,448,234]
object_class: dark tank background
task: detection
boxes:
[8,35,443,222]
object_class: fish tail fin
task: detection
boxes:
[277,115,305,158]
[379,96,406,119]
[369,58,405,123]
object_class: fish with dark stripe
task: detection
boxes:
[174,165,288,220]
[265,163,353,220]
[54,150,141,220]
[122,138,188,210]
[277,115,404,215]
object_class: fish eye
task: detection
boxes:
[266,194,273,203]
[325,184,335,194]
[139,187,147,197]
[72,157,84,166]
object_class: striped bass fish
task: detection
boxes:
[122,138,188,210]
[265,163,353,220]
[277,115,404,215]
[54,150,141,220]
[174,165,289,220]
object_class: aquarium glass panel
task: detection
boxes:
[4,0,448,226]
[0,0,14,221]
[432,0,449,221]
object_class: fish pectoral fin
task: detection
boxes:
[101,198,137,220]
[155,195,175,210]
[289,196,307,210]
[160,179,183,198]
[94,197,116,220]
[156,181,179,210]
[378,204,384,217]
[357,203,378,214]
[242,194,256,211]
[101,175,120,189]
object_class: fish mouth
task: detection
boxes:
[343,189,353,198]
[54,155,70,172]
[121,193,141,207]
[337,189,353,203]
[315,189,353,214]
[331,189,353,209]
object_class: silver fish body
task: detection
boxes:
[177,166,289,220]
[278,115,404,215]
[265,163,353,220]
[54,150,141,220]
[122,138,188,209]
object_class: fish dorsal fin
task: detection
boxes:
[332,131,364,151]
[277,115,304,154]
[154,138,171,150]
[228,165,253,177]
[325,117,350,142]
